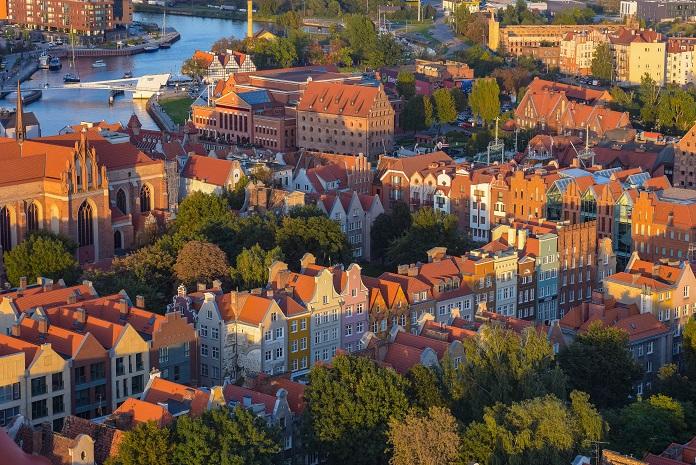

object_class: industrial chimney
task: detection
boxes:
[247,0,253,39]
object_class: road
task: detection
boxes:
[424,0,468,55]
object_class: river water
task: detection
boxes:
[10,12,257,135]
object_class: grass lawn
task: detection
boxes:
[160,96,194,125]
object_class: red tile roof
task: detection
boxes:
[223,384,278,415]
[0,334,39,368]
[181,154,236,187]
[0,428,50,465]
[61,415,124,465]
[394,331,450,359]
[297,81,384,118]
[144,376,209,417]
[113,397,173,427]
[383,343,424,374]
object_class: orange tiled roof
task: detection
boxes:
[394,331,449,359]
[113,397,173,427]
[297,81,382,118]
[17,317,99,358]
[181,154,236,187]
[144,377,209,417]
[61,415,124,465]
[223,384,278,415]
[0,334,39,368]
[383,343,424,375]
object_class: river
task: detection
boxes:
[10,12,258,135]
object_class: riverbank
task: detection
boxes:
[134,3,277,23]
[49,31,180,58]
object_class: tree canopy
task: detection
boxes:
[174,240,230,287]
[432,88,457,125]
[230,244,284,289]
[304,354,409,465]
[388,407,461,465]
[558,322,643,409]
[3,231,80,287]
[590,43,613,82]
[469,78,501,124]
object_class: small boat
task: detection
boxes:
[143,45,158,53]
[91,59,107,68]
[38,53,50,69]
[159,42,171,49]
[63,73,80,83]
[122,71,133,79]
[49,56,61,70]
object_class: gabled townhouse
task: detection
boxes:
[302,259,370,353]
[458,251,497,313]
[268,259,342,368]
[481,240,519,318]
[316,191,384,261]
[560,292,671,395]
[363,275,410,339]
[223,383,294,452]
[273,294,310,379]
[0,279,98,336]
[605,252,696,359]
[191,290,235,387]
[191,50,256,83]
[12,315,111,420]
[37,307,150,412]
[414,248,476,323]
[0,334,70,431]
[54,293,198,385]
[179,154,243,200]
[379,270,435,333]
[231,290,289,377]
[373,151,455,212]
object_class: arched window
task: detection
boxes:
[114,230,122,250]
[86,158,93,187]
[116,189,127,214]
[78,202,93,247]
[75,158,82,190]
[140,185,151,213]
[0,206,11,251]
[26,203,39,232]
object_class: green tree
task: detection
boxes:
[657,86,696,132]
[590,43,613,81]
[469,78,501,124]
[655,363,696,401]
[230,244,283,289]
[609,85,634,109]
[174,191,234,243]
[370,201,412,261]
[400,96,426,132]
[608,395,689,457]
[432,88,457,125]
[173,240,230,287]
[276,215,350,267]
[406,364,448,412]
[683,318,696,380]
[388,407,461,465]
[450,87,467,112]
[447,325,567,422]
[396,71,416,101]
[181,57,207,81]
[109,421,171,465]
[304,354,409,465]
[224,175,249,210]
[3,232,80,287]
[385,208,468,268]
[558,321,643,409]
[172,406,281,465]
[552,7,596,24]
[343,14,377,65]
[366,34,406,68]
[461,392,605,465]
[423,95,434,128]
[638,73,660,126]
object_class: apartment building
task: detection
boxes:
[7,0,118,36]
[316,191,384,261]
[0,335,70,431]
[560,30,609,76]
[609,28,666,85]
[274,294,310,379]
[560,292,671,394]
[666,38,696,85]
[674,121,696,189]
[296,81,395,158]
[192,290,236,387]
[605,252,696,358]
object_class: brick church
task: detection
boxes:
[0,84,170,264]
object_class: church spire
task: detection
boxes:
[15,81,26,143]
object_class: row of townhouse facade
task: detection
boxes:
[0,278,197,428]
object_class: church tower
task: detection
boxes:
[247,0,253,39]
[15,81,26,143]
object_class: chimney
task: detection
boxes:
[506,228,516,247]
[276,269,291,290]
[19,276,27,290]
[38,317,48,335]
[397,264,409,275]
[11,324,20,337]
[300,253,316,272]
[177,284,187,297]
[212,279,222,290]
[119,299,129,318]
[266,289,273,298]
[517,229,527,251]
[31,429,44,455]
[76,308,87,325]
[42,278,53,292]
[66,292,77,305]
[136,295,145,308]
[251,288,262,295]
[229,290,238,310]
[197,282,206,292]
